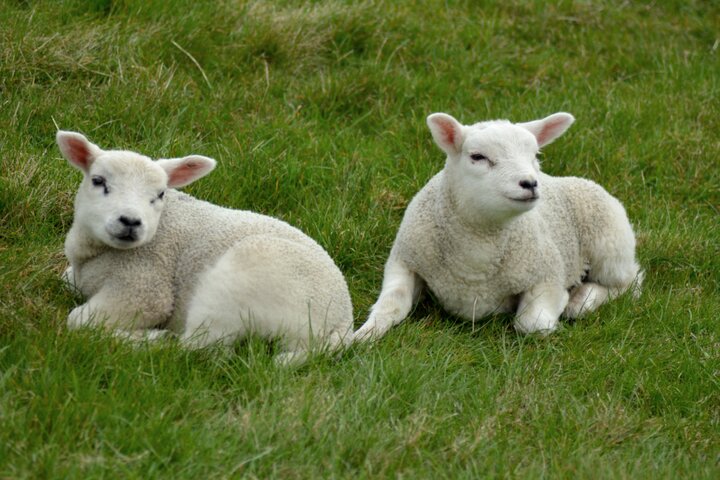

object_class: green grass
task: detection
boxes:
[1,0,719,477]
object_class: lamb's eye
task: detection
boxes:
[150,190,166,205]
[470,153,489,162]
[91,176,109,194]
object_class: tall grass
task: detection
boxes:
[1,0,718,478]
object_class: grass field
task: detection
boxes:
[1,0,719,477]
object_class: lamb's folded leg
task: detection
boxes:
[354,258,422,342]
[67,301,108,329]
[514,283,569,335]
[564,282,612,318]
[62,266,80,292]
[112,329,170,342]
[67,286,168,333]
[274,349,309,367]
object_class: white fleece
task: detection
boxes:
[356,112,642,340]
[57,131,353,365]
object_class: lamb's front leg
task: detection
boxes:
[354,258,423,342]
[62,266,79,292]
[67,286,170,335]
[514,283,569,335]
[68,295,141,331]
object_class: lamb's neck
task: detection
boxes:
[437,173,513,243]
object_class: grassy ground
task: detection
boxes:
[1,0,719,477]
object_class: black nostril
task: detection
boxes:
[519,179,538,190]
[119,216,142,227]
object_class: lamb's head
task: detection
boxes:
[427,112,574,225]
[57,131,216,249]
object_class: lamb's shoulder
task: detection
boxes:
[164,191,322,276]
[391,173,447,275]
[162,191,335,328]
[169,191,313,241]
[542,174,620,224]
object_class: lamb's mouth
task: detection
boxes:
[509,195,539,203]
[114,232,138,243]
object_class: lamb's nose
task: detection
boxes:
[119,216,142,227]
[519,179,538,191]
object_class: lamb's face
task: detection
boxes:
[57,130,217,250]
[75,152,169,249]
[451,122,541,220]
[427,112,574,225]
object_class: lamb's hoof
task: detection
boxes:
[514,325,556,337]
[61,266,73,285]
[564,301,587,319]
[352,327,375,343]
[62,266,82,294]
[353,321,388,343]
[144,329,172,341]
[274,350,309,367]
[514,314,558,336]
[564,283,604,318]
[112,329,170,343]
[67,306,92,329]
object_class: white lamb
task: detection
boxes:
[57,131,353,364]
[355,112,642,340]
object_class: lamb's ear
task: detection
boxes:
[517,112,575,148]
[156,155,216,188]
[427,113,464,156]
[56,130,103,173]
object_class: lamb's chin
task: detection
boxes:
[503,196,539,214]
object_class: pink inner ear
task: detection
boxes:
[436,118,458,147]
[536,117,566,146]
[168,161,201,186]
[67,137,92,170]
